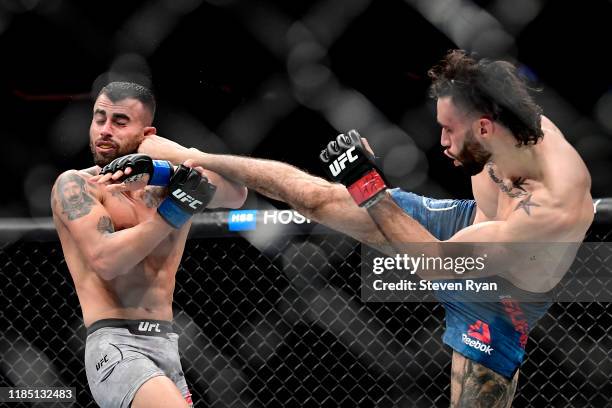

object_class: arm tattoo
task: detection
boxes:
[514,194,540,216]
[56,173,95,220]
[96,216,114,235]
[125,173,147,185]
[453,357,518,408]
[142,187,166,208]
[486,163,528,198]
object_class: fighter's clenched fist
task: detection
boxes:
[157,164,217,229]
[319,129,389,208]
[99,153,174,186]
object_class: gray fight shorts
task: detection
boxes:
[85,319,193,408]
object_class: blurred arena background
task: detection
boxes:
[0,0,611,407]
[1,0,611,214]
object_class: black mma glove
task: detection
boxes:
[319,129,389,207]
[100,154,174,186]
[157,165,217,228]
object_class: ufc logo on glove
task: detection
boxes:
[172,189,204,210]
[320,130,389,208]
[328,147,359,177]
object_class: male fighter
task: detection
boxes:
[319,51,593,406]
[100,51,593,406]
[51,82,247,408]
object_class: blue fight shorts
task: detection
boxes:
[389,188,552,378]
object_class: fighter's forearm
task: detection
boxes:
[135,137,247,209]
[367,192,439,243]
[366,194,499,280]
[91,214,174,280]
[366,193,451,279]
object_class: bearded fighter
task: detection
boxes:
[51,82,247,408]
[100,51,593,406]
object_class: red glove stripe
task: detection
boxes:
[347,169,387,206]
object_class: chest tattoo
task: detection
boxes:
[514,193,540,216]
[486,162,529,198]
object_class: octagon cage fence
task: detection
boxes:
[0,199,611,408]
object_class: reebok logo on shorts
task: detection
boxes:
[467,320,491,343]
[462,320,494,355]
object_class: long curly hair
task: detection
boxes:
[428,50,544,146]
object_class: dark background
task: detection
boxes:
[1,0,611,218]
[1,2,611,407]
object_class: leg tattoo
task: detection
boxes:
[450,352,518,408]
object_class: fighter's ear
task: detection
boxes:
[477,116,494,138]
[143,126,157,137]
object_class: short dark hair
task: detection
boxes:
[98,82,156,123]
[428,50,544,146]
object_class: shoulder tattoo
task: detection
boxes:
[55,173,95,220]
[81,167,100,176]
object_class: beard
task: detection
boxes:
[90,137,141,167]
[455,128,492,176]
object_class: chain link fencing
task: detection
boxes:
[0,204,611,408]
[1,1,611,407]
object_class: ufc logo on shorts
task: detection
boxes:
[172,189,203,209]
[138,322,161,333]
[95,355,108,371]
[329,147,358,177]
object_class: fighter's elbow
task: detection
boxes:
[227,186,248,209]
[96,270,116,281]
[89,253,120,281]
[91,261,115,281]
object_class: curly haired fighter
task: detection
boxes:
[318,51,593,406]
[116,51,592,407]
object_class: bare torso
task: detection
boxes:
[54,172,189,327]
[469,116,594,291]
